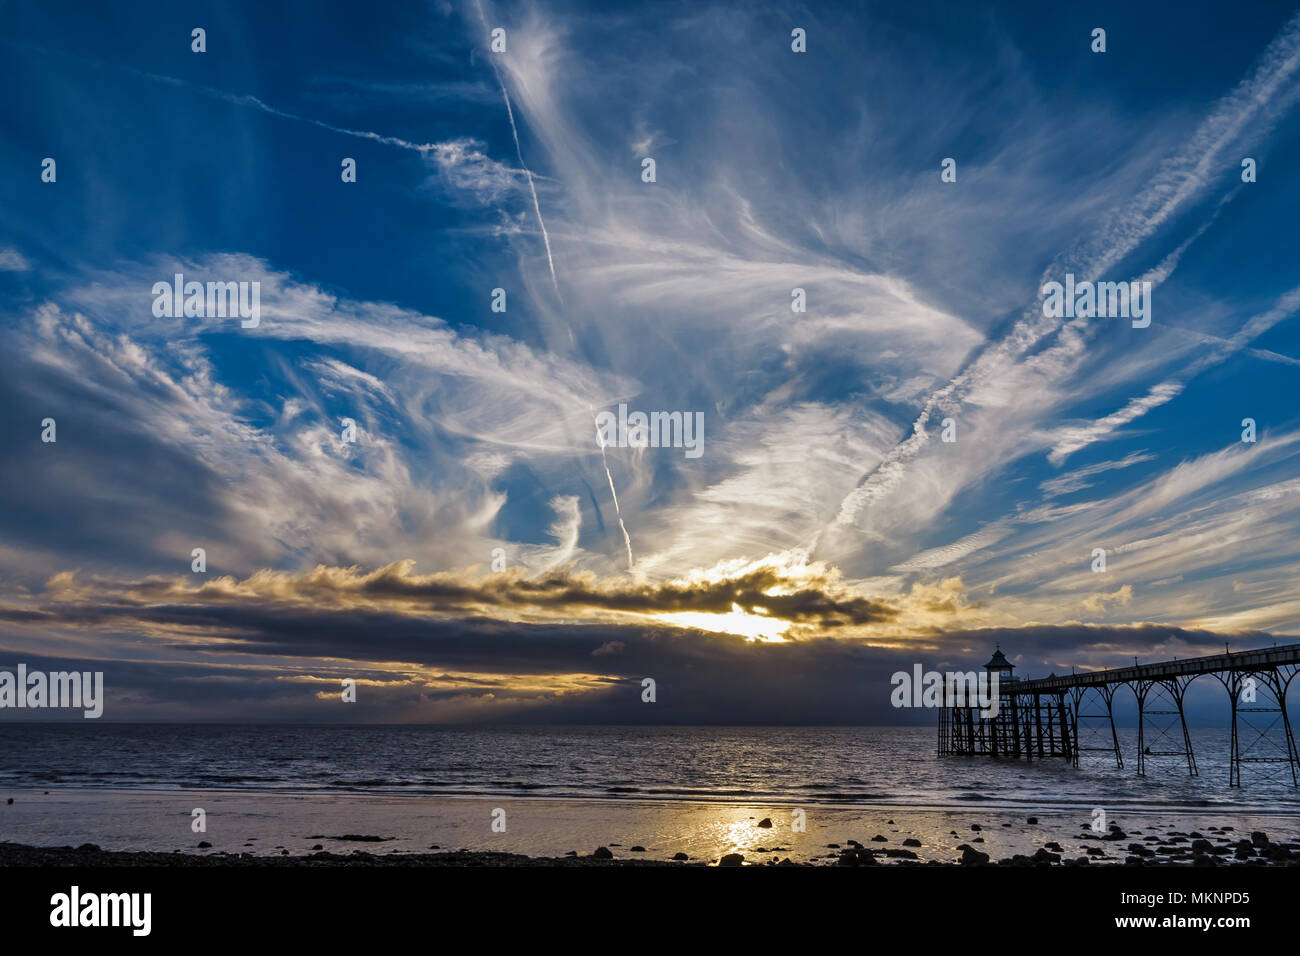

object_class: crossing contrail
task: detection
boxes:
[22,21,638,572]
[473,0,634,571]
[473,0,562,302]
[595,422,636,571]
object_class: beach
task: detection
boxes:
[3,787,1298,866]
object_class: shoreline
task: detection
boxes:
[3,786,1299,866]
[3,839,1298,866]
[6,784,1300,817]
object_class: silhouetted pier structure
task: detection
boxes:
[937,643,1300,787]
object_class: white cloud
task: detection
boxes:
[0,248,30,271]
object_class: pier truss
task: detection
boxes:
[937,642,1300,787]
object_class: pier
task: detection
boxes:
[937,643,1300,786]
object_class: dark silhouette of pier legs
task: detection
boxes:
[1058,694,1075,766]
[1034,694,1044,758]
[1134,677,1197,778]
[935,643,1300,787]
[1218,664,1299,788]
[1071,685,1122,769]
[1009,692,1023,760]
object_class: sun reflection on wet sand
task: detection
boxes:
[7,790,1296,865]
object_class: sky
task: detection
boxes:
[2,0,1300,722]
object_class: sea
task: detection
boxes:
[2,723,1298,812]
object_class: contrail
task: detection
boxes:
[473,0,634,571]
[15,27,635,570]
[595,423,636,570]
[813,8,1300,557]
[473,0,562,302]
[0,39,445,155]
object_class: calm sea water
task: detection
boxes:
[1,724,1297,812]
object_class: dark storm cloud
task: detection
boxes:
[111,560,899,626]
[2,582,1293,722]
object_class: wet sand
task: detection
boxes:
[3,788,1299,865]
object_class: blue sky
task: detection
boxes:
[2,0,1300,721]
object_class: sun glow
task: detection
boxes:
[655,603,791,642]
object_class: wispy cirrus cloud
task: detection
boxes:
[3,1,1300,720]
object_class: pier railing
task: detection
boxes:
[937,642,1300,788]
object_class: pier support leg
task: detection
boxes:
[1108,690,1123,770]
[1176,682,1198,778]
[1281,692,1298,788]
[1057,694,1075,767]
[1019,696,1033,762]
[1070,685,1122,769]
[1218,666,1298,787]
[1229,681,1240,788]
[1035,695,1044,758]
[1135,678,1196,778]
[1010,694,1022,759]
